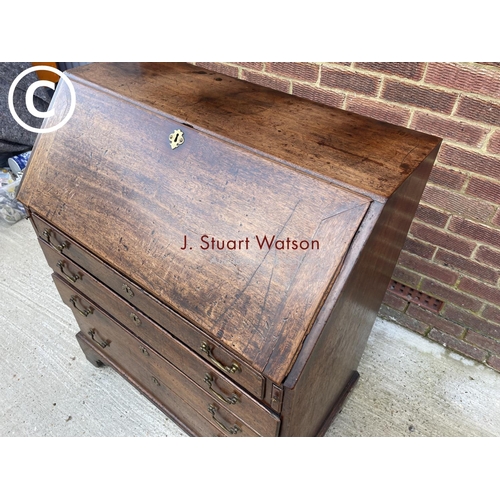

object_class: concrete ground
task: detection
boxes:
[1,218,499,437]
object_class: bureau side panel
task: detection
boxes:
[279,146,439,437]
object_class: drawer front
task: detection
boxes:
[53,274,269,437]
[51,271,280,436]
[77,333,226,437]
[33,213,265,398]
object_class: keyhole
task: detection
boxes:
[174,133,179,142]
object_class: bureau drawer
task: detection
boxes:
[53,274,277,436]
[55,281,259,437]
[33,213,265,398]
[51,271,280,436]
[76,333,226,437]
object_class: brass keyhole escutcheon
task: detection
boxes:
[130,313,141,326]
[122,284,134,298]
[169,129,184,150]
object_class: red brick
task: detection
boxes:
[428,328,487,362]
[425,63,500,99]
[265,62,319,83]
[439,144,500,179]
[465,177,500,205]
[378,305,429,335]
[398,252,458,285]
[345,96,410,127]
[392,265,421,288]
[475,245,500,268]
[355,62,425,81]
[241,70,290,93]
[232,62,263,70]
[411,111,488,148]
[443,304,500,340]
[420,278,483,312]
[428,165,467,191]
[466,330,500,355]
[194,62,239,78]
[493,209,500,227]
[381,79,456,114]
[402,237,437,259]
[449,217,500,250]
[483,305,500,324]
[320,67,381,96]
[406,303,465,337]
[410,222,476,257]
[456,96,500,126]
[382,290,409,312]
[292,83,345,108]
[458,276,500,306]
[487,355,500,372]
[487,130,500,155]
[421,184,495,223]
[415,204,449,228]
[435,248,500,284]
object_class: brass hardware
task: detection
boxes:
[207,404,241,435]
[204,374,239,405]
[200,342,240,374]
[130,313,141,326]
[122,284,134,298]
[87,328,108,348]
[57,260,80,283]
[69,296,93,317]
[151,376,160,386]
[43,228,67,253]
[169,129,185,150]
[141,347,149,356]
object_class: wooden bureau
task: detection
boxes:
[17,63,441,436]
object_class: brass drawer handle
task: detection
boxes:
[204,374,239,405]
[200,342,240,374]
[43,228,67,253]
[207,404,241,435]
[69,296,93,317]
[57,260,80,283]
[87,328,108,348]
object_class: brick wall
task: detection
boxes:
[195,62,500,373]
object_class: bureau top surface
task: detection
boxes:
[67,62,441,201]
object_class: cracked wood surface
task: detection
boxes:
[19,77,370,384]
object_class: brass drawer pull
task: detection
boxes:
[204,374,239,405]
[207,404,241,435]
[87,328,108,348]
[200,342,240,374]
[43,228,67,253]
[69,296,93,317]
[57,260,80,283]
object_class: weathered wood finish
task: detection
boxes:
[18,63,442,436]
[32,214,264,397]
[51,271,280,436]
[280,146,440,436]
[20,81,370,384]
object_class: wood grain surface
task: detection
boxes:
[19,79,370,385]
[67,62,441,201]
